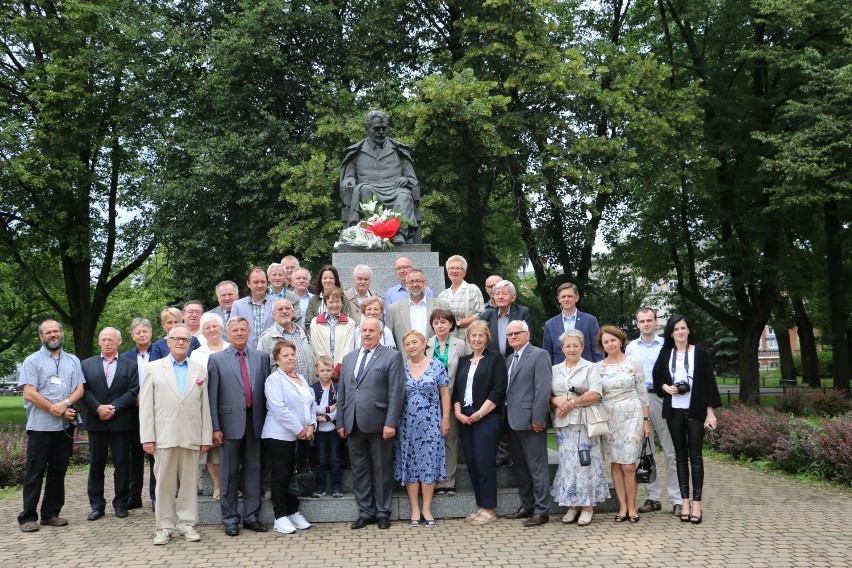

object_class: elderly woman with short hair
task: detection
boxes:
[438,255,484,342]
[353,296,395,349]
[550,330,609,526]
[189,312,229,500]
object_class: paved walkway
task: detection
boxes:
[1,459,850,568]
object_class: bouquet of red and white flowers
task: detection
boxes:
[336,198,410,250]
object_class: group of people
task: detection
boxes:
[16,253,721,543]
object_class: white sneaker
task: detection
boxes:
[273,516,296,534]
[288,512,311,530]
[153,529,171,545]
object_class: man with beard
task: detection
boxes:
[17,319,85,533]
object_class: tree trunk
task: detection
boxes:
[792,295,821,388]
[772,298,796,385]
[825,199,850,395]
[775,325,796,385]
[736,325,765,405]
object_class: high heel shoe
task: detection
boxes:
[690,503,702,524]
[680,499,691,522]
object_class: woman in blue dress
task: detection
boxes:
[394,330,451,527]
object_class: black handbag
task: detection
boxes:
[636,436,657,484]
[287,443,316,498]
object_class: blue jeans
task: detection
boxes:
[314,430,342,491]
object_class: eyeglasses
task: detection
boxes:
[168,337,191,343]
[396,265,412,271]
[506,331,528,337]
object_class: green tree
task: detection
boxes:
[0,1,164,357]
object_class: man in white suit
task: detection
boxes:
[140,324,212,546]
[385,269,449,357]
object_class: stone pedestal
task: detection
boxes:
[332,244,446,297]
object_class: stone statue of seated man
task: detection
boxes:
[340,110,421,244]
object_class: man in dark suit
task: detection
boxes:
[207,316,270,536]
[81,327,139,520]
[502,320,552,527]
[121,317,153,510]
[336,317,405,530]
[542,282,602,363]
[478,280,532,356]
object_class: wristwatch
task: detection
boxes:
[643,417,651,421]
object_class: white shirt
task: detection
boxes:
[408,298,429,337]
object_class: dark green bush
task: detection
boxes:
[773,390,810,416]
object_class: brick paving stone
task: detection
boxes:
[2,458,851,567]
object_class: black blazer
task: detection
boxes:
[478,303,532,356]
[652,344,722,420]
[81,355,140,432]
[453,350,507,410]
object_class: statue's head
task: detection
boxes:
[365,110,389,145]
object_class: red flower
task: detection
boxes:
[365,218,400,241]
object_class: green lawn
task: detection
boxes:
[0,396,27,426]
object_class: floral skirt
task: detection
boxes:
[551,424,610,507]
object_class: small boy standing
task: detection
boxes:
[311,356,343,498]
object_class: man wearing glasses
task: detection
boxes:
[140,324,212,545]
[502,320,553,527]
[384,256,434,309]
[386,269,449,356]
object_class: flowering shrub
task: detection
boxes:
[709,406,852,486]
[809,390,852,417]
[0,426,89,488]
[771,419,826,477]
[709,406,787,459]
[816,414,852,484]
[0,425,27,488]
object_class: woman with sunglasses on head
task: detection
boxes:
[652,315,721,525]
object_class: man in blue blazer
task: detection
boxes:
[478,280,532,357]
[81,327,139,520]
[542,282,602,364]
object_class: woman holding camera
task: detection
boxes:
[597,326,651,523]
[550,330,609,526]
[652,315,721,525]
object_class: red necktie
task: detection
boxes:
[239,350,252,408]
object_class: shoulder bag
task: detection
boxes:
[582,404,610,438]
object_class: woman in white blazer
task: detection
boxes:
[262,340,317,535]
[549,329,609,526]
[426,308,471,495]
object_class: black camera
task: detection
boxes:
[569,386,588,396]
[673,380,691,395]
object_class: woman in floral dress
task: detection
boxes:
[394,331,451,527]
[596,325,651,523]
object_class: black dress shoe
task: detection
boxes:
[523,513,550,527]
[244,521,268,532]
[115,507,129,518]
[125,499,143,510]
[87,510,105,521]
[503,507,533,520]
[350,517,375,530]
[377,516,391,529]
[224,524,240,536]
